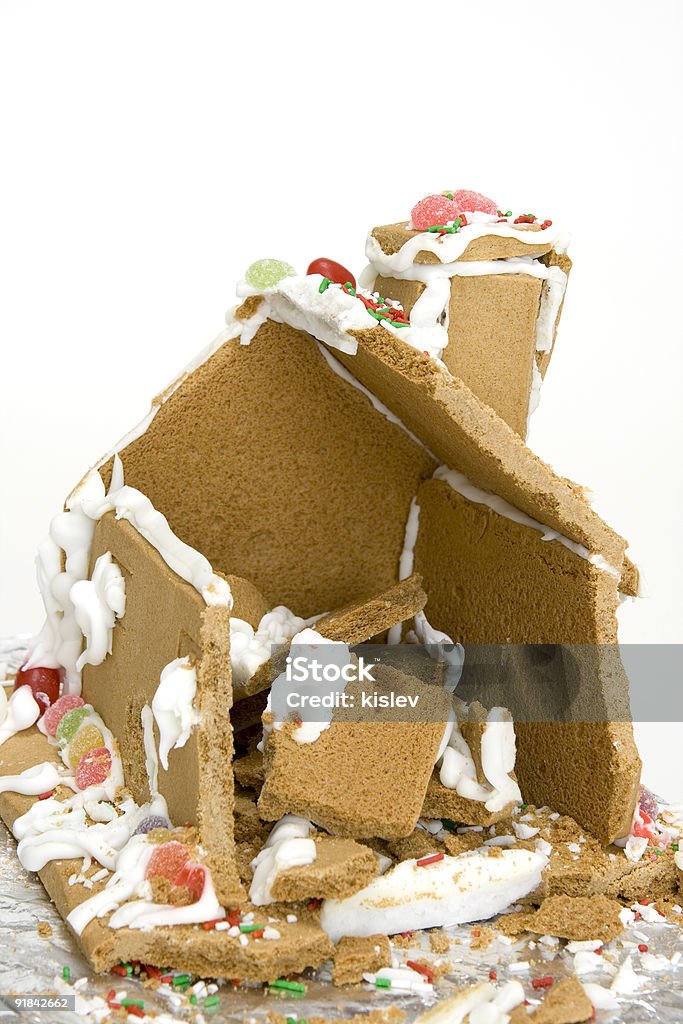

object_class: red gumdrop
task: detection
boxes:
[306,258,356,290]
[450,189,498,216]
[75,746,112,790]
[410,194,459,231]
[42,694,85,737]
[13,666,61,713]
[145,841,191,883]
[175,863,205,902]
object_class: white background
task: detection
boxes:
[1,1,681,797]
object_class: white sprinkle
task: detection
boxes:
[508,961,530,974]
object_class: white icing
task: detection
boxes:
[28,456,231,693]
[365,220,569,275]
[433,464,621,578]
[266,628,353,745]
[320,847,547,942]
[249,815,316,906]
[236,275,376,354]
[107,863,223,930]
[438,707,521,813]
[0,760,66,796]
[398,498,421,581]
[404,982,524,1024]
[141,704,161,798]
[0,684,41,746]
[230,606,306,687]
[151,657,201,770]
[527,360,544,434]
[409,610,464,692]
[71,552,126,671]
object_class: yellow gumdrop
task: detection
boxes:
[68,724,105,769]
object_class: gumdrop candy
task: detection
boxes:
[175,863,205,901]
[67,724,105,768]
[133,814,171,836]
[244,259,296,290]
[13,666,61,713]
[145,841,191,883]
[75,746,112,790]
[43,694,85,737]
[306,258,356,290]
[410,194,459,230]
[449,189,498,216]
[55,704,91,746]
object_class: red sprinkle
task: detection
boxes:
[400,931,414,939]
[307,898,321,912]
[231,978,242,986]
[489,969,497,981]
[252,928,265,939]
[106,989,116,1003]
[128,1007,145,1019]
[406,960,434,983]
[541,219,553,230]
[38,791,54,800]
[641,897,652,905]
[531,976,554,990]
[143,964,162,980]
[111,965,128,976]
[416,853,445,867]
[638,943,649,952]
[514,214,537,224]
[634,911,641,921]
[160,974,174,984]
[202,918,224,931]
[227,909,242,926]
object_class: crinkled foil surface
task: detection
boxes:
[1,637,683,1023]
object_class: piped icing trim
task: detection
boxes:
[236,273,376,353]
[28,455,231,693]
[360,254,568,364]
[319,846,547,942]
[230,606,307,687]
[366,214,569,274]
[439,706,522,813]
[71,552,126,672]
[432,465,621,578]
[0,685,41,747]
[249,815,317,906]
[151,657,201,771]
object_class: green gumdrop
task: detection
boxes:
[56,705,92,746]
[244,259,296,290]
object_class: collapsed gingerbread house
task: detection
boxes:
[1,189,672,992]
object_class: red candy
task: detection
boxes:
[13,665,61,713]
[306,258,356,290]
[175,863,205,901]
[145,841,190,883]
[75,746,112,790]
[410,194,459,230]
[42,694,85,737]
[449,189,498,216]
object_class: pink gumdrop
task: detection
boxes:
[410,194,459,230]
[75,746,112,790]
[175,863,205,902]
[145,841,191,883]
[42,694,85,738]
[450,189,498,216]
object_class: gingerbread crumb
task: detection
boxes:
[36,920,53,939]
[332,934,391,986]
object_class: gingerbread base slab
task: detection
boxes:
[0,723,331,981]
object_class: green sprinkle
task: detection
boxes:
[121,999,144,1008]
[62,966,71,981]
[240,923,265,933]
[270,979,306,994]
[376,977,392,989]
[504,210,512,217]
[444,192,454,199]
[318,277,331,294]
[673,844,679,852]
[204,995,220,1007]
[442,819,458,832]
[190,994,198,1005]
[367,310,389,322]
[390,320,410,327]
[520,803,528,811]
[172,973,191,987]
[655,849,663,855]
[342,282,356,296]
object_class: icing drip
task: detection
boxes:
[409,610,464,692]
[0,685,41,747]
[230,606,307,687]
[265,628,353,745]
[439,707,522,813]
[71,552,126,671]
[107,864,223,930]
[0,761,67,795]
[432,464,621,578]
[320,847,547,942]
[28,456,231,693]
[249,815,316,906]
[151,657,201,770]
